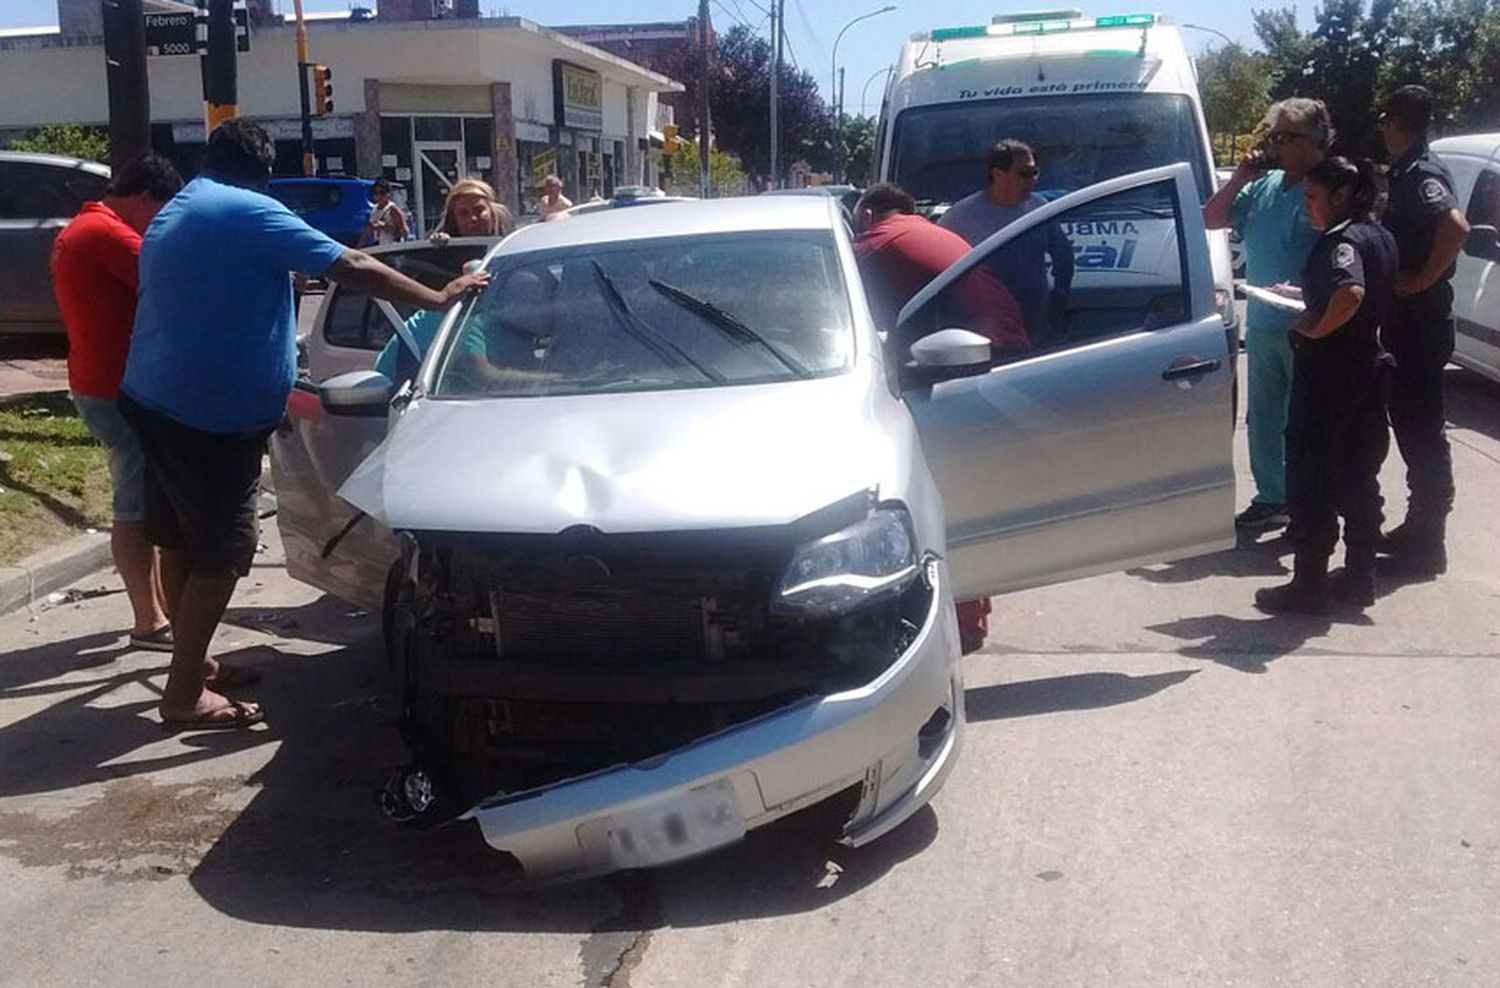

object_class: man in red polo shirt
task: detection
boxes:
[852,183,1029,655]
[51,153,182,651]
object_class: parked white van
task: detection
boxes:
[874,10,1238,350]
[1431,133,1500,384]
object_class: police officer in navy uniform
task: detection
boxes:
[1377,85,1472,576]
[1257,158,1398,614]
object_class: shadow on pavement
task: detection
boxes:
[0,633,272,798]
[1145,608,1374,674]
[1127,528,1290,584]
[964,669,1198,722]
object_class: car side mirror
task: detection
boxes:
[319,370,395,417]
[901,328,994,389]
[1463,224,1500,263]
[912,328,992,368]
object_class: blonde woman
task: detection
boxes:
[429,177,513,244]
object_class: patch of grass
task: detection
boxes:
[0,392,112,565]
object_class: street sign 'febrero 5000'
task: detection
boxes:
[145,2,250,58]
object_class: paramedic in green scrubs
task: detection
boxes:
[1204,98,1330,531]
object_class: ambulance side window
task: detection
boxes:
[905,180,1190,362]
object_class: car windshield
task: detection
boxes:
[430,230,853,398]
[891,93,1212,207]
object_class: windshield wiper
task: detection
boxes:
[590,262,721,382]
[647,279,813,380]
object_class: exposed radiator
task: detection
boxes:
[490,590,709,663]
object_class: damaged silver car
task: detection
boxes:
[270,164,1234,882]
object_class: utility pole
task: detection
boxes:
[835,66,845,183]
[102,0,150,173]
[292,0,314,175]
[698,0,712,197]
[769,0,781,189]
[200,0,238,134]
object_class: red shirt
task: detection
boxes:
[853,213,1028,353]
[51,201,141,399]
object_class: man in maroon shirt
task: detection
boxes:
[852,183,1028,654]
[51,154,182,651]
[853,183,1027,353]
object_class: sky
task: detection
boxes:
[1,1,1296,113]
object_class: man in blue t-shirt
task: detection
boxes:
[118,119,488,731]
[1204,98,1329,532]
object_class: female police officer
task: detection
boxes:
[1256,158,1398,615]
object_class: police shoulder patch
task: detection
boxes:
[1420,178,1448,204]
[1334,243,1357,270]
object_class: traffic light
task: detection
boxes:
[311,63,333,115]
[662,123,681,155]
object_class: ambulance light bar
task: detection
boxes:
[923,12,1159,41]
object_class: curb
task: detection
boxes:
[0,530,113,618]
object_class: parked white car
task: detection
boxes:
[269,165,1234,882]
[1431,133,1500,384]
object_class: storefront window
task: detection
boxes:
[414,117,463,142]
[464,116,494,190]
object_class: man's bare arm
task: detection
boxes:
[325,248,489,310]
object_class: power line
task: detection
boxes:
[710,0,751,30]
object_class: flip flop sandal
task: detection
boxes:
[207,664,263,689]
[128,625,175,652]
[160,701,265,733]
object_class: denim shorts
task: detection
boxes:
[71,393,145,522]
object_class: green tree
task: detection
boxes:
[1252,0,1500,155]
[8,124,109,163]
[664,139,748,198]
[707,24,833,185]
[1196,44,1272,163]
[839,114,876,186]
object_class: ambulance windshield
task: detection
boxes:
[891,93,1212,207]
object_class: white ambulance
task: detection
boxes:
[875,10,1238,345]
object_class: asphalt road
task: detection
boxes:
[0,361,1496,987]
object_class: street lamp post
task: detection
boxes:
[1182,24,1241,162]
[1181,23,1236,47]
[832,5,895,184]
[860,64,894,117]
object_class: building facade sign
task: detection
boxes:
[172,115,355,143]
[554,61,603,132]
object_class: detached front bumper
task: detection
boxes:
[464,562,966,882]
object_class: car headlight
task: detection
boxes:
[774,507,920,617]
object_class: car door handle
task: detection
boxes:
[1161,358,1222,380]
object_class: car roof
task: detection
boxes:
[0,150,111,177]
[361,235,501,257]
[496,195,841,254]
[1431,133,1500,161]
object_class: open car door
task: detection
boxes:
[898,164,1235,599]
[270,239,493,612]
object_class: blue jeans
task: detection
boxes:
[71,393,146,522]
[1245,325,1293,506]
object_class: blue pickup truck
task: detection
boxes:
[268,177,377,246]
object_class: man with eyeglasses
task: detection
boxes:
[1205,98,1331,532]
[1375,85,1471,577]
[938,139,1074,346]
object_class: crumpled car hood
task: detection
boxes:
[339,372,902,534]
